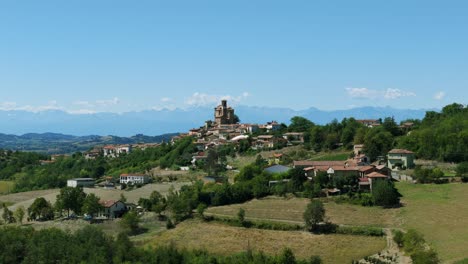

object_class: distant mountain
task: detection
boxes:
[0,106,430,137]
[0,132,178,154]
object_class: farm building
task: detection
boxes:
[120,173,150,185]
[67,178,95,188]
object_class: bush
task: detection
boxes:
[335,226,384,237]
[393,229,404,247]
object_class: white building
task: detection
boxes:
[103,145,132,158]
[67,178,95,188]
[119,173,150,185]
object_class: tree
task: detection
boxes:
[55,187,86,217]
[363,128,394,162]
[309,255,323,264]
[196,203,207,219]
[237,208,246,225]
[120,211,140,234]
[289,116,314,132]
[278,248,296,264]
[2,203,15,224]
[28,197,54,221]
[288,167,307,192]
[119,193,127,203]
[456,162,468,176]
[372,180,401,208]
[149,190,167,217]
[303,200,325,231]
[14,206,25,225]
[82,193,103,217]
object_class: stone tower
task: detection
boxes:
[214,100,235,125]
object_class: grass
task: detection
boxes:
[0,180,15,194]
[310,151,350,161]
[141,220,386,264]
[206,196,398,228]
[396,182,468,263]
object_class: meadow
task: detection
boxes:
[0,180,15,194]
[141,220,386,264]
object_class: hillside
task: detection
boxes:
[0,132,178,154]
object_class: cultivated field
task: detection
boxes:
[142,220,386,264]
[206,196,398,228]
[396,182,468,263]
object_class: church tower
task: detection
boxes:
[214,100,235,125]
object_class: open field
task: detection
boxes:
[310,151,350,161]
[0,180,15,194]
[396,182,468,263]
[1,182,190,213]
[206,196,399,228]
[141,220,386,264]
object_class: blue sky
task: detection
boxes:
[0,0,467,113]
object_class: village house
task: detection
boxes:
[359,172,389,191]
[353,144,365,156]
[387,149,415,169]
[103,144,132,158]
[119,173,150,185]
[283,132,305,144]
[263,121,282,132]
[356,119,381,127]
[98,200,127,219]
[268,153,284,165]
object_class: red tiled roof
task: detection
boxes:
[366,172,388,178]
[358,166,375,172]
[359,177,370,182]
[293,160,347,167]
[99,200,118,208]
[388,149,414,154]
[273,153,283,158]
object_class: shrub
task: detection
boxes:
[393,230,404,247]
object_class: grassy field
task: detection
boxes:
[310,151,350,161]
[0,180,15,194]
[396,182,468,263]
[142,220,386,264]
[206,196,398,228]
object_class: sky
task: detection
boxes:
[0,0,467,113]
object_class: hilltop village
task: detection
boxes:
[1,101,466,264]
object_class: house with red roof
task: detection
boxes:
[98,200,127,218]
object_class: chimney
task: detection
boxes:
[221,100,227,108]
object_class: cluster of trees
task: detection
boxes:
[398,103,468,162]
[0,150,46,180]
[287,116,406,162]
[0,225,322,264]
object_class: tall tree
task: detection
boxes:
[28,197,54,221]
[14,206,25,225]
[55,187,86,217]
[82,193,103,217]
[303,200,325,231]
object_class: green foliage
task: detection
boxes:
[289,116,315,132]
[82,193,103,217]
[398,103,468,162]
[372,180,401,208]
[55,187,86,217]
[237,208,246,225]
[363,127,394,162]
[2,203,15,224]
[120,211,140,234]
[392,229,404,247]
[456,162,468,176]
[14,206,25,224]
[411,249,440,264]
[413,166,445,183]
[303,200,325,231]
[334,226,384,237]
[27,197,54,221]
